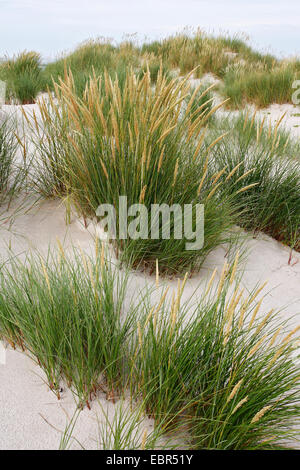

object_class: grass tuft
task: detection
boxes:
[0,51,44,104]
[208,112,300,251]
[222,63,299,108]
[130,258,300,449]
[0,115,21,207]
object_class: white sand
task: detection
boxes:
[0,98,300,449]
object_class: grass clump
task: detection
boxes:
[27,67,242,274]
[131,257,300,449]
[144,30,231,78]
[23,92,72,198]
[141,29,277,79]
[209,112,300,252]
[1,247,299,449]
[11,69,44,104]
[211,110,300,158]
[59,400,179,450]
[184,84,214,123]
[216,33,277,69]
[138,57,172,83]
[96,400,176,450]
[223,63,299,108]
[0,51,44,104]
[0,115,20,206]
[0,243,135,408]
[43,39,138,98]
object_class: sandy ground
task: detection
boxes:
[1,198,299,449]
[0,94,300,449]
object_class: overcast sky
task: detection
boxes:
[1,0,300,59]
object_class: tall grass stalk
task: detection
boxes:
[97,400,180,450]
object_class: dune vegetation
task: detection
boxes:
[0,29,300,450]
[23,65,300,265]
[0,115,22,207]
[0,248,299,449]
[0,51,45,104]
[208,112,300,252]
[222,62,300,108]
[0,29,299,107]
[27,68,244,274]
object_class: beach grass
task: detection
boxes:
[1,29,300,451]
[209,112,300,252]
[43,39,138,98]
[141,29,278,79]
[1,248,300,449]
[0,115,21,206]
[26,67,243,274]
[222,63,299,108]
[0,51,44,104]
[0,31,296,110]
[130,257,300,449]
[0,243,136,408]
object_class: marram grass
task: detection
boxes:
[208,112,300,252]
[0,115,23,207]
[222,63,299,108]
[58,400,182,450]
[1,31,297,109]
[26,67,244,274]
[42,39,139,98]
[141,29,276,79]
[131,254,300,449]
[0,243,136,408]
[0,248,299,449]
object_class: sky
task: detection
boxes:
[0,0,300,60]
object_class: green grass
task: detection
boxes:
[208,113,300,251]
[140,29,278,79]
[0,51,44,104]
[58,400,181,450]
[26,68,242,274]
[184,84,214,122]
[211,111,300,158]
[216,34,277,69]
[1,31,300,451]
[0,32,296,110]
[1,248,299,449]
[0,243,136,408]
[145,31,231,78]
[0,115,20,206]
[96,400,177,450]
[23,92,72,198]
[223,64,299,108]
[12,69,45,104]
[138,59,172,84]
[130,258,300,449]
[43,39,138,97]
